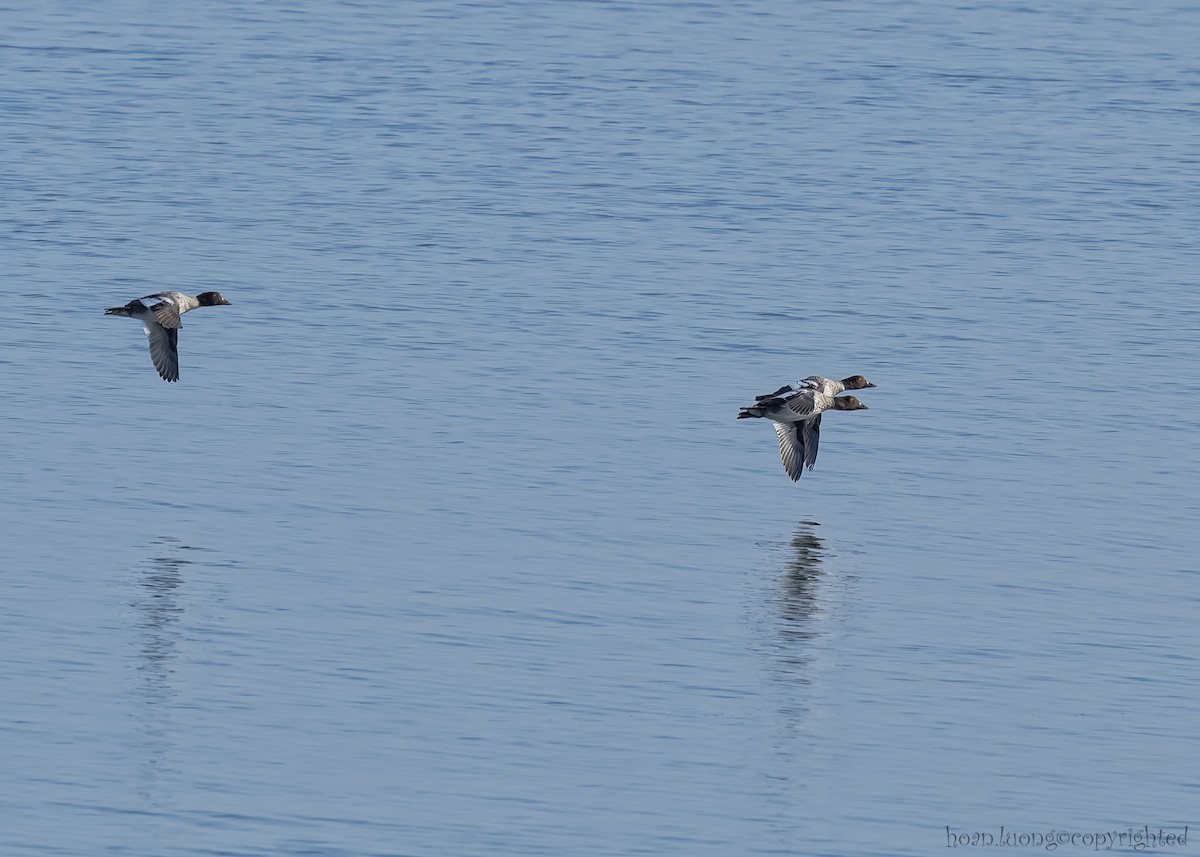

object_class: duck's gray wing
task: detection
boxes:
[750,389,821,419]
[773,421,807,481]
[143,318,180,382]
[138,294,183,329]
[801,414,821,470]
[782,390,821,418]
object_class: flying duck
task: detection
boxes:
[105,291,232,382]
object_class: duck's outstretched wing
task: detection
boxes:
[774,421,807,481]
[144,318,180,382]
[773,414,823,481]
[801,414,821,470]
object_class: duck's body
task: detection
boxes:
[105,291,232,382]
[738,375,873,481]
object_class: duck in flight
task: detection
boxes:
[738,375,874,481]
[105,291,232,382]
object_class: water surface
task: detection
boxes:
[2,1,1198,855]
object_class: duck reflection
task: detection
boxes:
[776,520,825,641]
[750,518,830,692]
[134,537,191,703]
[129,536,195,803]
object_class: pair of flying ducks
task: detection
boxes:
[738,374,874,481]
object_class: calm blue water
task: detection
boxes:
[2,1,1198,855]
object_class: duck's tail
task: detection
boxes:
[104,306,131,317]
[737,406,764,419]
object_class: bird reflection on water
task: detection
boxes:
[748,519,833,733]
[129,537,196,803]
[775,520,826,643]
[134,537,191,696]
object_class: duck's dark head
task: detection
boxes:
[197,291,233,307]
[832,395,869,411]
[841,375,876,390]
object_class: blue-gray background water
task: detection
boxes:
[2,1,1198,855]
